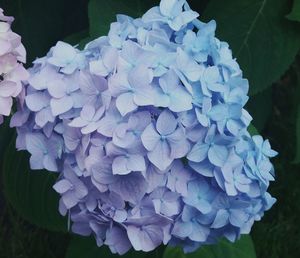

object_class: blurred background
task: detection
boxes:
[0,0,299,257]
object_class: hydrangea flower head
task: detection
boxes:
[12,0,277,255]
[0,8,28,124]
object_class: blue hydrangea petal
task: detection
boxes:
[141,123,161,151]
[187,142,209,162]
[148,140,173,170]
[211,209,229,229]
[156,110,177,136]
[116,92,137,116]
[127,225,163,252]
[208,144,229,167]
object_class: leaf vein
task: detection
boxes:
[236,0,267,57]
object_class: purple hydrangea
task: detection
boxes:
[0,8,28,124]
[11,0,277,255]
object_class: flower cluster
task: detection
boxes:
[0,8,28,124]
[12,0,277,254]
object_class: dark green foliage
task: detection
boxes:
[246,88,272,132]
[248,124,259,136]
[88,0,159,38]
[203,0,300,95]
[64,30,90,47]
[163,235,256,258]
[294,104,300,163]
[0,205,69,258]
[251,57,300,258]
[2,141,67,232]
[286,0,300,22]
[0,121,13,162]
[293,63,300,163]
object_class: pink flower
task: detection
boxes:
[0,9,28,123]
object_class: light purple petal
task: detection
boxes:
[116,92,137,116]
[187,143,209,162]
[127,225,163,252]
[148,140,172,171]
[141,123,160,151]
[50,97,73,116]
[156,110,177,135]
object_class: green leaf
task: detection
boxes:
[88,0,158,38]
[246,88,272,132]
[65,236,165,258]
[248,124,259,136]
[64,30,89,47]
[293,68,300,164]
[64,34,95,50]
[0,120,13,162]
[286,0,300,22]
[293,105,300,162]
[2,140,67,232]
[188,0,211,14]
[163,235,256,258]
[203,0,300,96]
